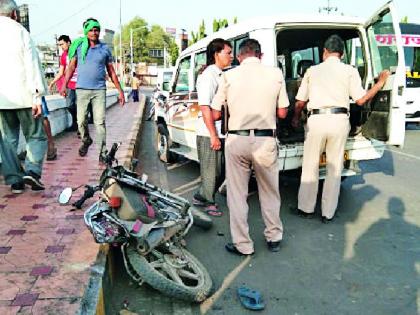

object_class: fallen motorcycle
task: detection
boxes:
[58,142,213,302]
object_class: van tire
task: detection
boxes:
[156,124,175,163]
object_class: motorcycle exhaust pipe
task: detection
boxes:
[137,228,165,253]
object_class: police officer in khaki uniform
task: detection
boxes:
[211,39,289,255]
[292,35,390,223]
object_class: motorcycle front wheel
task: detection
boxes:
[124,243,213,302]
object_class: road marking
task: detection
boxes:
[200,256,251,314]
[175,184,200,196]
[386,148,420,161]
[172,177,201,194]
[167,160,192,170]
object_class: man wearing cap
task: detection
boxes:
[292,34,390,223]
[211,39,289,255]
[61,18,125,161]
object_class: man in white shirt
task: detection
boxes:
[193,38,233,216]
[0,0,48,193]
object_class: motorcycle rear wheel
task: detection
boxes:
[125,243,213,302]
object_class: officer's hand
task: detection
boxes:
[210,136,221,151]
[291,117,300,129]
[378,70,390,86]
[32,104,42,118]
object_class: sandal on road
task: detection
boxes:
[204,204,223,217]
[237,286,265,311]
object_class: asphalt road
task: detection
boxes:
[108,89,419,315]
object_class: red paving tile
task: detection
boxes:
[0,101,142,314]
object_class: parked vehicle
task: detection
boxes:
[147,68,174,121]
[156,2,406,177]
[58,143,213,302]
[353,23,420,124]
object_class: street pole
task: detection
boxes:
[119,0,123,84]
[130,28,133,79]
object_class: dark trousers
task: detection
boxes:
[196,135,224,204]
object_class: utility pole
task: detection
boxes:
[54,34,59,68]
[319,0,338,14]
[119,0,123,84]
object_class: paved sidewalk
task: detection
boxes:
[0,98,143,314]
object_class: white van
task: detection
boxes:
[156,2,406,178]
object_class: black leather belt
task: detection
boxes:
[228,129,275,137]
[309,107,348,116]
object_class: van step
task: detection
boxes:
[170,145,198,162]
[319,168,357,180]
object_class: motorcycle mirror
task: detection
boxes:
[58,187,73,205]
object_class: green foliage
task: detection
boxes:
[213,18,229,32]
[233,16,238,24]
[114,16,179,66]
[401,16,409,23]
[190,19,207,45]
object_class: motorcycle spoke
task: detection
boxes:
[177,269,200,281]
[150,260,164,269]
[163,264,184,285]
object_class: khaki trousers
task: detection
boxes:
[298,114,350,219]
[226,133,283,254]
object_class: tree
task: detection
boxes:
[401,16,409,23]
[114,17,179,66]
[212,18,228,32]
[190,19,207,45]
[114,16,149,64]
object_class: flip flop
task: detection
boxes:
[237,286,265,311]
[46,147,57,161]
[204,204,223,217]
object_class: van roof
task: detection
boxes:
[181,14,364,56]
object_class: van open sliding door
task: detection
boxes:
[363,1,406,146]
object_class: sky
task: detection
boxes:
[25,0,420,45]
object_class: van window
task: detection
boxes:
[405,46,420,87]
[194,51,207,89]
[174,57,191,92]
[366,10,399,77]
[291,47,320,79]
[230,35,249,66]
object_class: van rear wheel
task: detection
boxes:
[156,124,175,163]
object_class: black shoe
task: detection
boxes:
[78,138,93,157]
[295,208,314,219]
[225,243,253,256]
[23,171,45,191]
[266,240,281,252]
[11,181,25,194]
[321,216,333,224]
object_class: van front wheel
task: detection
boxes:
[156,124,175,163]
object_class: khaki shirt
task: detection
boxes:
[296,56,365,110]
[211,57,289,130]
[131,76,140,89]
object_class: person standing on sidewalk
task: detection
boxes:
[193,38,233,217]
[292,34,390,223]
[211,39,289,254]
[60,18,125,161]
[0,0,48,193]
[49,35,78,132]
[131,72,140,102]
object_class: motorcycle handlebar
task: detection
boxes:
[73,185,97,209]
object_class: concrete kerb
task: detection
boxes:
[76,94,146,315]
